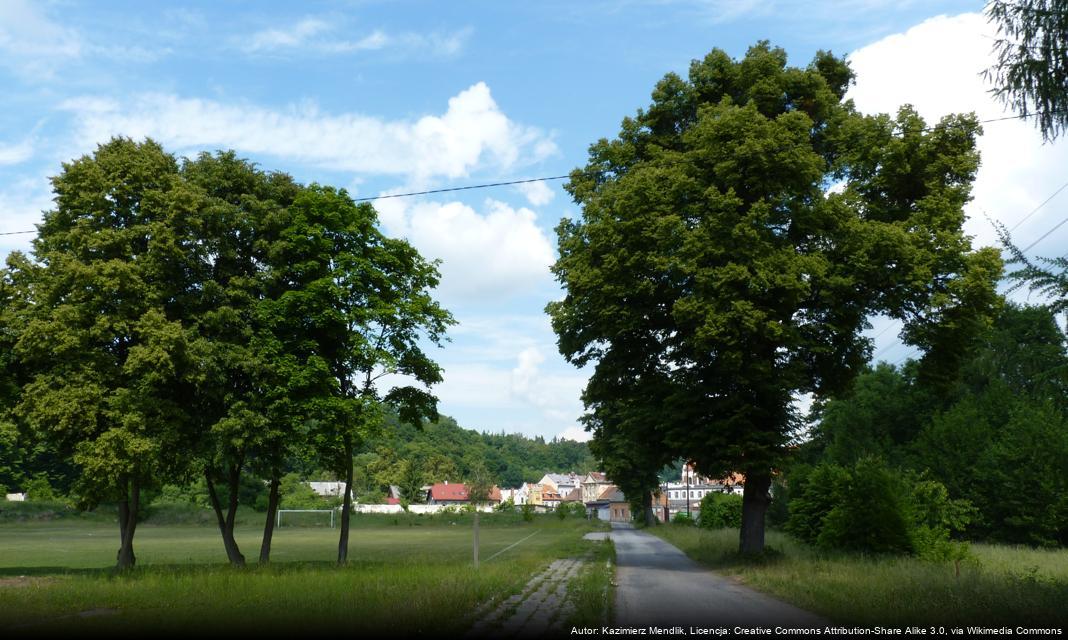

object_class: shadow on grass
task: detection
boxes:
[0,558,411,579]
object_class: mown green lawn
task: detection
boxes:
[0,512,607,636]
[652,524,1068,627]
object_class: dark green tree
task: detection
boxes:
[176,151,312,566]
[268,185,453,565]
[10,138,202,569]
[985,0,1068,141]
[548,43,1002,553]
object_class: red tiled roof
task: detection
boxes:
[427,483,502,502]
[562,487,582,502]
[586,472,607,482]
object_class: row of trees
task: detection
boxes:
[548,42,1002,553]
[807,303,1068,547]
[0,138,453,569]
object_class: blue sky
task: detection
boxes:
[2,1,1065,442]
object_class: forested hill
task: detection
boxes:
[349,415,596,498]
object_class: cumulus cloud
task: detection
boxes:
[373,197,556,301]
[515,180,556,206]
[847,13,1068,256]
[59,83,556,181]
[241,16,469,58]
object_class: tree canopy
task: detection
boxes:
[548,42,1002,553]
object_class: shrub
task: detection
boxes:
[784,463,850,545]
[23,475,59,502]
[816,458,913,554]
[496,498,516,513]
[697,492,743,529]
[785,458,974,559]
[672,512,696,526]
[520,503,534,522]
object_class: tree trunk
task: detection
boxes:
[337,436,353,566]
[116,478,139,571]
[259,473,280,564]
[224,464,245,567]
[643,491,655,526]
[206,469,245,566]
[473,509,480,569]
[739,470,772,555]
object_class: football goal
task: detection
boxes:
[276,509,336,528]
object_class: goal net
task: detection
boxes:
[276,509,336,528]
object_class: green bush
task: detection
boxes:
[697,492,743,529]
[520,503,534,522]
[672,512,696,526]
[816,458,913,554]
[784,463,850,545]
[785,458,973,559]
[279,473,331,509]
[23,475,59,502]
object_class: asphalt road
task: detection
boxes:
[608,523,827,629]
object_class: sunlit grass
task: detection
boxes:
[0,513,606,635]
[652,524,1068,626]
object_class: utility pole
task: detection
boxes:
[685,462,691,518]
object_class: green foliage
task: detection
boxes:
[784,463,851,545]
[697,492,743,529]
[985,0,1068,141]
[520,503,535,522]
[23,475,59,502]
[672,512,696,526]
[816,459,914,555]
[787,458,974,558]
[496,499,515,513]
[547,42,1000,553]
[279,473,329,510]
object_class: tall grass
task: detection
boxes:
[0,514,603,635]
[653,525,1068,626]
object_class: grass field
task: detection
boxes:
[652,524,1068,627]
[0,510,609,636]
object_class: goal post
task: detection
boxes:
[276,509,336,528]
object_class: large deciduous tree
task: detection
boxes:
[11,138,201,569]
[548,43,1002,553]
[267,185,453,565]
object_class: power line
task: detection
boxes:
[1020,212,1068,254]
[353,175,571,203]
[1008,179,1068,232]
[3,108,1065,238]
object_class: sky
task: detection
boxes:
[1,1,1065,443]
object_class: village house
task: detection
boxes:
[538,472,581,497]
[425,481,502,506]
[580,472,613,504]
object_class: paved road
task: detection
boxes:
[609,523,827,628]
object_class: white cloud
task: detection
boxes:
[0,139,34,166]
[244,17,332,52]
[515,180,556,206]
[511,347,547,403]
[0,0,82,77]
[848,13,1068,257]
[373,197,556,302]
[241,17,470,58]
[59,82,556,180]
[558,426,592,443]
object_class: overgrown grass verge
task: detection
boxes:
[0,516,598,636]
[565,538,615,628]
[651,524,1068,627]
